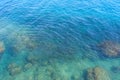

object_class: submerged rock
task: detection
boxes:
[11,33,38,55]
[23,63,33,71]
[86,67,111,80]
[7,63,22,76]
[26,54,39,64]
[0,41,5,54]
[98,41,120,57]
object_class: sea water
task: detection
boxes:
[0,0,120,80]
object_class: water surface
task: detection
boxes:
[0,0,120,80]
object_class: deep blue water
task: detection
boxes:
[0,0,120,80]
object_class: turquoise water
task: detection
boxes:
[0,0,120,80]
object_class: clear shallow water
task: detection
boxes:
[0,0,120,80]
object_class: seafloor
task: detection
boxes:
[0,0,120,80]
